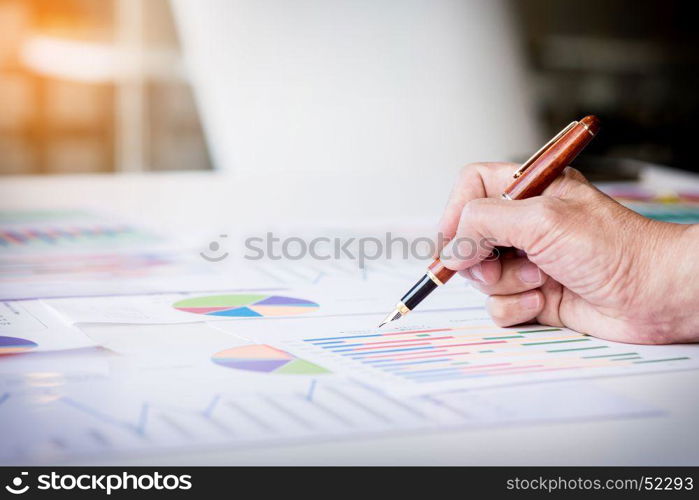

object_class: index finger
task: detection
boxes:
[436,162,518,249]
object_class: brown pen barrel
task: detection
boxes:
[503,115,600,200]
[427,259,456,285]
[424,116,600,287]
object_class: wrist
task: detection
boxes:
[648,222,699,343]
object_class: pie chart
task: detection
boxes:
[212,344,330,375]
[173,294,319,318]
[0,336,38,354]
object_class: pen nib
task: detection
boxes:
[378,308,403,328]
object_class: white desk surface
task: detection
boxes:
[2,169,698,466]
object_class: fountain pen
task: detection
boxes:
[378,115,601,327]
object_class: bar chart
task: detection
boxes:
[283,320,697,393]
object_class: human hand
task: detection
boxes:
[437,162,699,344]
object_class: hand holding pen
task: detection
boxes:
[379,116,699,344]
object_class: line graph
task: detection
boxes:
[0,379,657,463]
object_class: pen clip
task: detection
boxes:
[512,121,578,179]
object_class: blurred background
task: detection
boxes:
[0,0,697,177]
[0,0,211,174]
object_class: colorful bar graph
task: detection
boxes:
[0,225,156,249]
[299,324,692,385]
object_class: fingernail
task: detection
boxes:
[520,291,540,309]
[470,263,485,283]
[519,262,541,284]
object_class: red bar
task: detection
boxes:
[355,336,454,347]
[349,342,432,352]
[377,327,454,337]
[484,366,581,376]
[462,364,542,373]
[435,340,506,348]
[455,362,512,371]
[374,350,473,361]
[362,349,451,360]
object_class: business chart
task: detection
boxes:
[0,210,233,301]
[602,185,699,223]
[0,336,38,354]
[212,344,330,374]
[301,324,691,381]
[0,210,161,253]
[1,253,174,280]
[0,377,656,464]
[0,301,95,352]
[173,294,319,317]
[239,312,699,395]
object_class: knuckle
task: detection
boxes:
[458,163,479,179]
[460,198,494,225]
[549,167,591,198]
[463,197,489,213]
[562,166,587,182]
[460,199,478,220]
[459,162,502,179]
[533,197,565,228]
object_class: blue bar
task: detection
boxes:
[306,379,317,401]
[313,340,346,345]
[305,333,383,342]
[414,372,488,382]
[56,229,76,239]
[35,231,56,244]
[345,346,436,357]
[322,342,380,349]
[202,394,221,418]
[365,357,450,365]
[371,358,451,368]
[330,340,429,352]
[136,403,149,435]
[6,231,26,243]
[395,367,464,376]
